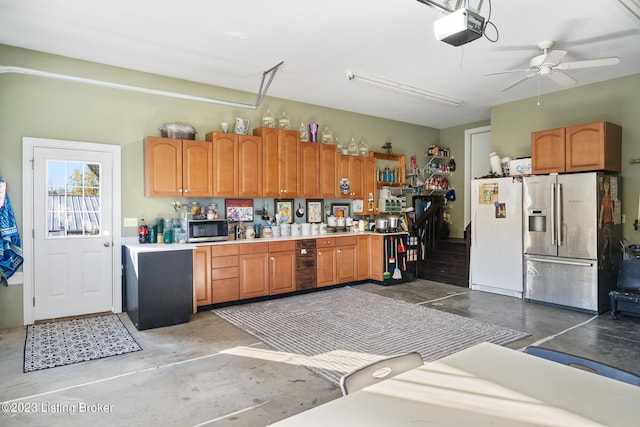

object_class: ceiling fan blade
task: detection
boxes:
[499,72,538,92]
[557,57,620,70]
[485,69,531,76]
[549,70,578,87]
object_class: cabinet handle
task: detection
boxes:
[338,249,341,254]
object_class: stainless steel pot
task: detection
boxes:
[160,122,197,140]
[388,215,400,230]
[375,218,389,231]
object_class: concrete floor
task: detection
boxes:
[1,280,640,426]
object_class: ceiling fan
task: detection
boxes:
[486,40,620,92]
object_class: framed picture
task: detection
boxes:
[275,199,294,223]
[225,199,254,222]
[306,199,324,223]
[331,203,350,218]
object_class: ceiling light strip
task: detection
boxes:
[346,71,463,107]
[0,64,283,110]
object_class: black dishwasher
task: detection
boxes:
[123,247,193,330]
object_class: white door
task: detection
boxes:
[464,126,492,229]
[32,147,114,319]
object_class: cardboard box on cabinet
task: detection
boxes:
[509,158,532,176]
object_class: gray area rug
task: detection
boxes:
[213,286,529,385]
[24,314,142,373]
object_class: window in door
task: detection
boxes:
[46,160,101,238]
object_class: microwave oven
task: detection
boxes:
[184,219,229,243]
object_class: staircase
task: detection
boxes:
[412,196,470,288]
[419,238,469,287]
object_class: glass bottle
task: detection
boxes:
[334,137,343,154]
[299,122,309,142]
[278,112,291,130]
[358,139,369,156]
[262,109,275,128]
[321,127,333,144]
[347,137,358,156]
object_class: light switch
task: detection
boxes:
[123,218,138,227]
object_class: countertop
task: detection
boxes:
[123,230,408,252]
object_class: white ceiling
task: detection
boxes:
[1,0,639,128]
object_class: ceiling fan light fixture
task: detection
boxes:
[346,70,463,107]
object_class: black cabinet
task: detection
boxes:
[123,247,193,330]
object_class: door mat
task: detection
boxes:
[24,314,142,373]
[213,286,530,386]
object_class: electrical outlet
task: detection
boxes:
[622,214,626,224]
[123,218,138,227]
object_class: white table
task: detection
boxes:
[269,342,640,426]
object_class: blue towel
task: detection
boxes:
[0,176,23,286]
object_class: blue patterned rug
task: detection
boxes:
[24,314,142,373]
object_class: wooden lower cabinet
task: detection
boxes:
[211,245,240,303]
[336,236,358,284]
[269,241,296,295]
[369,235,384,281]
[193,246,212,311]
[239,243,270,299]
[357,235,370,281]
[317,238,337,287]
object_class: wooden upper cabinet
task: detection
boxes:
[145,137,212,197]
[357,156,377,215]
[238,135,263,197]
[319,143,338,198]
[207,132,238,198]
[565,121,622,173]
[531,127,566,174]
[299,141,320,198]
[532,121,622,174]
[337,154,366,199]
[254,127,299,197]
[182,140,214,197]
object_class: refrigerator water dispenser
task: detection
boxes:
[528,209,546,232]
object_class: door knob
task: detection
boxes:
[104,242,111,247]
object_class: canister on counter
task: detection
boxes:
[148,225,157,243]
[163,228,173,244]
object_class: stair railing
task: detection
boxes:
[412,196,445,262]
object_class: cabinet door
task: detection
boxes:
[531,128,565,174]
[144,137,182,197]
[269,251,296,294]
[299,142,320,198]
[239,252,269,299]
[183,140,213,197]
[369,235,384,281]
[238,135,263,197]
[317,247,337,287]
[193,246,211,310]
[255,127,281,197]
[357,235,370,280]
[565,121,622,172]
[337,154,351,198]
[280,129,300,197]
[320,143,338,198]
[337,244,358,284]
[355,156,377,215]
[210,132,239,197]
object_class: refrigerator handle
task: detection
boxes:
[557,183,563,246]
[550,182,556,245]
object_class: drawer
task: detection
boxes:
[211,255,238,269]
[316,237,336,248]
[211,244,239,257]
[212,278,239,303]
[296,239,316,250]
[211,266,239,280]
[239,242,269,255]
[296,257,317,270]
[336,236,357,246]
[269,240,295,252]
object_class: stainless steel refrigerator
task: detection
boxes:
[523,172,622,313]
